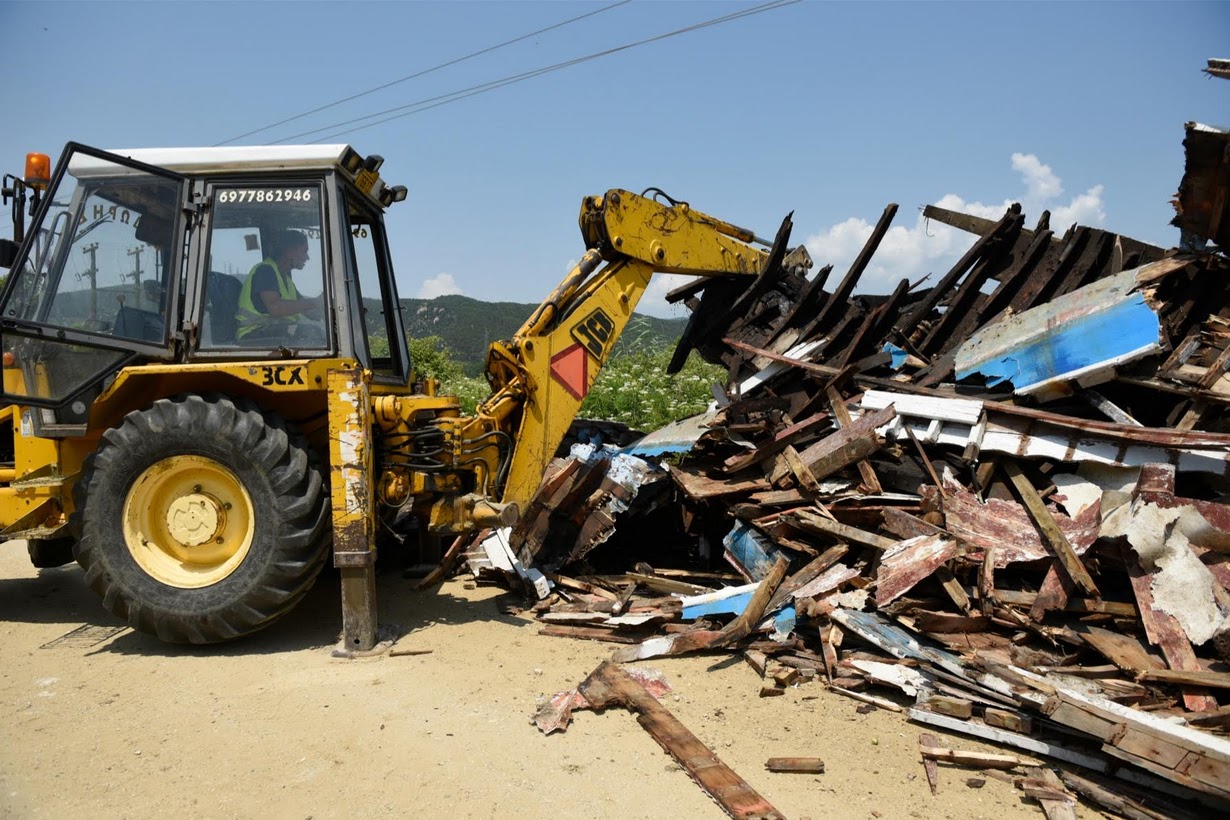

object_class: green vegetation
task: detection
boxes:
[579,345,724,431]
[408,335,489,413]
[407,330,724,431]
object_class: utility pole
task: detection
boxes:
[126,246,143,309]
[81,242,99,320]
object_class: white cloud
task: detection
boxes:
[418,272,464,299]
[1011,152,1063,201]
[802,153,1105,294]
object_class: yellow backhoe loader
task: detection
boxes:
[0,143,792,649]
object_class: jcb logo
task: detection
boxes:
[260,366,306,386]
[570,308,615,359]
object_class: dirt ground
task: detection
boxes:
[0,542,1076,820]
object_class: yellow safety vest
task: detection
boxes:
[236,258,303,339]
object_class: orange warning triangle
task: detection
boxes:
[550,343,590,400]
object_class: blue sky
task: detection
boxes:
[2,0,1227,317]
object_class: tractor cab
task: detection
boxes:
[0,142,411,429]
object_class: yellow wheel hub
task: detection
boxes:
[123,455,255,588]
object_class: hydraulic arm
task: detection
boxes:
[371,188,776,530]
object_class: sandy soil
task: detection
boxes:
[0,542,1072,819]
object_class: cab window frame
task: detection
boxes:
[192,177,335,358]
[338,184,408,385]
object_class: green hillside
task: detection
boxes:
[399,294,688,372]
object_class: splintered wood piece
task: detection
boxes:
[1057,770,1174,820]
[713,554,790,647]
[979,545,996,617]
[672,466,771,500]
[1076,625,1165,678]
[1002,461,1099,596]
[831,685,903,713]
[765,757,825,774]
[984,708,1033,735]
[1029,560,1076,621]
[538,625,642,643]
[788,509,897,550]
[781,445,822,494]
[825,386,883,493]
[919,744,1032,770]
[414,534,470,590]
[1021,767,1077,820]
[928,696,973,720]
[875,534,962,606]
[578,662,785,820]
[766,544,848,613]
[545,573,621,600]
[919,733,940,795]
[1137,668,1230,689]
[768,404,897,485]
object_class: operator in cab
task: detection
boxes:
[236,229,325,345]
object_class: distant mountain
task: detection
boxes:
[398,294,688,371]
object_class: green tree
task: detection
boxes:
[409,335,489,413]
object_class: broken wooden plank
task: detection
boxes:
[538,625,644,644]
[830,685,903,713]
[578,661,786,820]
[908,708,1109,772]
[875,534,962,607]
[546,573,621,600]
[1076,624,1167,678]
[765,757,825,774]
[786,509,897,550]
[760,544,848,618]
[920,732,941,795]
[989,589,1136,617]
[1002,460,1099,596]
[826,386,883,493]
[1022,768,1077,820]
[769,404,896,485]
[928,695,974,720]
[713,555,790,647]
[1138,669,1230,690]
[919,744,1035,770]
[1057,770,1174,820]
[672,465,771,500]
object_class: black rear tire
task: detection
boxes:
[73,394,330,643]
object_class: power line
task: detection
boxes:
[214,0,634,147]
[268,0,799,145]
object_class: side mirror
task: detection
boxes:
[0,239,18,269]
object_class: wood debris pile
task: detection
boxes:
[464,181,1230,814]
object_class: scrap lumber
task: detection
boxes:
[767,404,896,485]
[1002,461,1099,596]
[713,554,790,647]
[578,661,786,820]
[1057,770,1177,820]
[919,732,941,795]
[764,756,825,773]
[875,534,962,606]
[520,179,1230,817]
[918,744,1035,771]
[1021,767,1078,820]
